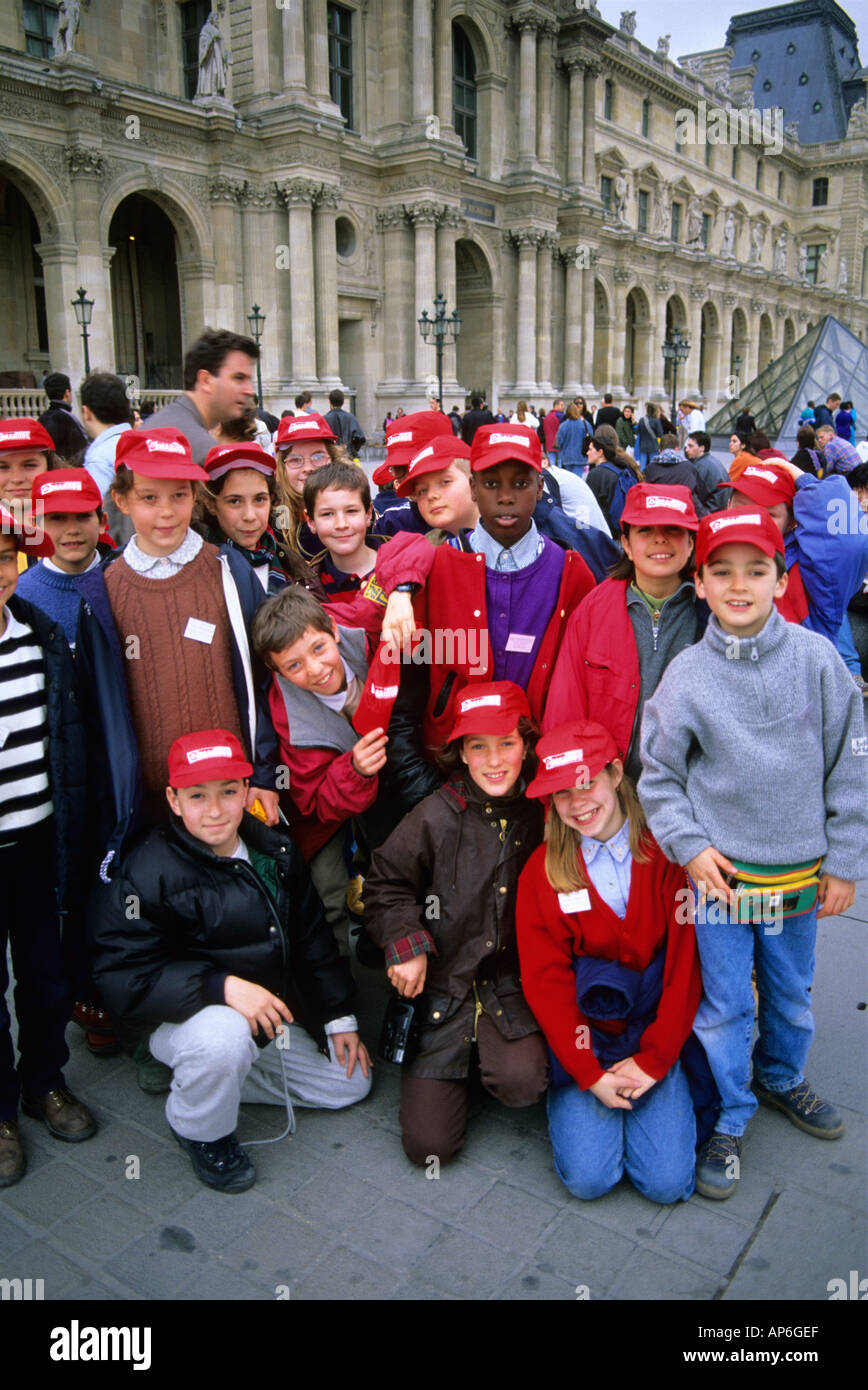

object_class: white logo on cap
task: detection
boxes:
[409,445,435,468]
[645,494,688,513]
[387,431,414,447]
[40,480,84,494]
[460,694,502,712]
[187,745,233,764]
[543,748,584,771]
[709,512,763,533]
[2,431,33,442]
[285,418,318,434]
[370,684,399,699]
[145,438,186,454]
[489,433,530,450]
[743,467,780,484]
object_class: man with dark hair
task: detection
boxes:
[147,328,258,463]
[684,430,730,514]
[38,371,88,460]
[324,388,365,454]
[80,372,133,495]
[448,403,463,436]
[594,393,621,430]
[813,392,842,431]
[460,394,494,445]
[294,391,313,415]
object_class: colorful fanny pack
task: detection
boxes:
[722,859,822,923]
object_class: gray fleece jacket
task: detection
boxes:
[638,606,868,881]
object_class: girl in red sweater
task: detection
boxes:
[516,721,702,1204]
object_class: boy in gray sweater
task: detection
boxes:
[640,507,867,1200]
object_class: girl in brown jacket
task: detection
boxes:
[365,681,548,1165]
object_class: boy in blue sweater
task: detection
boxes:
[639,508,867,1200]
[16,469,112,649]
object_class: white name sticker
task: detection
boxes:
[558,889,591,914]
[184,617,216,644]
[505,632,535,653]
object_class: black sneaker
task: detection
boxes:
[170,1128,256,1193]
[695,1132,742,1200]
[753,1079,845,1139]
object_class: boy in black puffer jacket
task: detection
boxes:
[88,729,371,1193]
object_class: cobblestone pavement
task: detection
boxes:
[1,886,865,1302]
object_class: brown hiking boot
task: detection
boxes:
[0,1119,26,1187]
[21,1087,97,1142]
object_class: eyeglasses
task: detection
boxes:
[283,451,330,469]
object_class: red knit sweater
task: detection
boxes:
[516,837,701,1090]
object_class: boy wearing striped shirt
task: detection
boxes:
[0,508,95,1189]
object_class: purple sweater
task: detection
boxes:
[485,539,564,688]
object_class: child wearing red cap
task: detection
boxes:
[640,507,868,1199]
[303,461,383,599]
[516,721,704,1204]
[199,442,288,595]
[273,412,350,563]
[0,419,60,570]
[544,485,704,782]
[0,507,96,1187]
[391,435,479,540]
[372,413,460,539]
[364,682,548,1166]
[16,470,113,647]
[88,728,370,1194]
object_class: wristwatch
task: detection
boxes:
[394,582,421,594]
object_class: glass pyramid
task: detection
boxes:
[707,317,868,455]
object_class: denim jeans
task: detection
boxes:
[547,1061,696,1204]
[692,897,817,1137]
[835,611,862,677]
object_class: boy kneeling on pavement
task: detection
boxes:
[89,730,371,1193]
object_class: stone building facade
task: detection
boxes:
[0,0,865,424]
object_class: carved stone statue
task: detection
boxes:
[686,197,704,248]
[657,34,670,58]
[749,221,765,266]
[614,168,630,223]
[720,210,736,259]
[653,181,670,236]
[837,255,848,293]
[53,0,81,56]
[715,75,732,101]
[817,243,830,286]
[797,240,808,282]
[195,11,231,100]
[785,120,799,141]
[847,97,868,135]
[619,11,637,35]
[773,229,788,275]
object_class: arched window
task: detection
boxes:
[452,24,477,160]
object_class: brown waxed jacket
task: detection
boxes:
[365,774,544,1079]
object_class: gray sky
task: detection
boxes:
[596,0,865,66]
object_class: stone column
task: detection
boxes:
[582,61,599,190]
[609,274,631,397]
[377,207,412,385]
[437,208,462,393]
[536,232,558,393]
[581,258,596,391]
[434,0,454,135]
[537,25,555,168]
[513,230,541,393]
[490,293,505,414]
[282,0,307,90]
[314,186,341,388]
[408,202,443,388]
[305,0,331,100]
[64,146,114,374]
[651,283,670,400]
[720,297,736,403]
[412,0,435,121]
[35,240,82,386]
[684,288,705,399]
[277,178,321,385]
[516,19,539,164]
[565,59,585,188]
[745,301,762,386]
[240,183,291,398]
[563,253,582,395]
[177,258,217,345]
[208,177,246,331]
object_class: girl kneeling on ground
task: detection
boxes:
[516,721,704,1204]
[364,681,549,1166]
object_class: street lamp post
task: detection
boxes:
[417,292,462,411]
[71,286,94,375]
[247,303,266,408]
[661,325,691,424]
[732,353,742,402]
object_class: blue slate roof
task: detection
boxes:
[726,0,863,144]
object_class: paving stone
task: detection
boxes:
[285,1161,385,1232]
[653,1200,755,1275]
[57,1118,164,1172]
[369,1153,498,1219]
[119,1149,216,1217]
[408,1228,520,1299]
[0,1205,40,1255]
[745,1107,865,1213]
[103,1228,208,1298]
[342,1197,447,1270]
[390,1282,455,1300]
[609,1246,721,1300]
[218,1209,331,1286]
[1,1160,104,1227]
[721,1187,864,1301]
[462,1180,561,1252]
[3,1239,96,1297]
[48,1193,154,1259]
[533,1210,637,1296]
[164,1187,275,1252]
[174,1260,275,1300]
[291,1245,403,1300]
[500,1265,585,1300]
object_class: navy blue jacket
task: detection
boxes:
[535,477,621,582]
[74,544,278,878]
[5,594,88,909]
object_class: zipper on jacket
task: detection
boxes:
[471,980,485,1043]
[231,859,288,978]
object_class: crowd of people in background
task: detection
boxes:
[0,327,865,1215]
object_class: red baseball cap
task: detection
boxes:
[720,462,796,509]
[167,729,253,787]
[446,681,531,743]
[352,642,402,738]
[115,427,209,481]
[0,418,55,455]
[203,443,275,483]
[32,468,103,515]
[372,411,454,486]
[394,436,472,496]
[620,483,699,530]
[695,506,785,569]
[527,721,621,800]
[275,413,336,449]
[469,423,543,474]
[0,504,54,557]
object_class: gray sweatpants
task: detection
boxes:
[149,1004,371,1143]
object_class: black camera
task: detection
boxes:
[378,996,420,1066]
